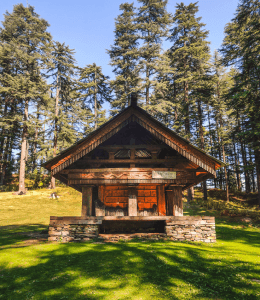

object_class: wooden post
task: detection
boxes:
[174,186,183,216]
[166,190,174,216]
[82,186,93,217]
[95,185,105,216]
[166,186,183,216]
[157,185,166,216]
[128,186,137,216]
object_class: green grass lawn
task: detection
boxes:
[0,187,260,299]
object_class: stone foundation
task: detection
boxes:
[48,216,216,243]
[165,216,216,242]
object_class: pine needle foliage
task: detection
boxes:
[0,4,51,192]
[107,3,140,114]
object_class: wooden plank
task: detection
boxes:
[82,186,93,217]
[69,171,194,180]
[60,168,176,174]
[157,185,166,216]
[166,190,174,216]
[172,186,183,216]
[68,171,153,180]
[68,179,193,185]
[152,171,176,179]
[128,187,137,216]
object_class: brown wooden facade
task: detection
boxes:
[43,97,224,219]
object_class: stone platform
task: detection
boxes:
[48,216,216,243]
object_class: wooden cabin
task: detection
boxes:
[44,95,223,242]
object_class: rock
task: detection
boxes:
[241,217,252,223]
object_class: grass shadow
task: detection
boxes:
[0,237,260,299]
[0,225,48,248]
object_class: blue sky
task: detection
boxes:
[0,0,239,79]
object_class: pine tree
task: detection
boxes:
[77,63,111,130]
[149,51,176,125]
[46,41,78,189]
[168,2,211,201]
[108,3,140,114]
[210,51,237,200]
[0,4,51,193]
[168,2,211,141]
[137,0,172,106]
[220,0,260,205]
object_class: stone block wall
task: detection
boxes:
[48,216,216,243]
[48,217,101,242]
[165,216,216,242]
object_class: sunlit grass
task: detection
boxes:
[0,188,260,299]
[0,186,82,227]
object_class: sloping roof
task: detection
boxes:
[43,104,224,176]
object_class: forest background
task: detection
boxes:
[0,0,260,206]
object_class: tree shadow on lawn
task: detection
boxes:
[216,221,260,247]
[0,224,48,248]
[0,238,260,299]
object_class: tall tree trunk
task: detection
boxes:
[254,148,260,207]
[51,80,60,189]
[249,147,256,193]
[1,101,17,185]
[0,133,12,185]
[0,99,9,185]
[237,117,250,193]
[145,65,150,105]
[184,80,193,202]
[222,144,229,202]
[207,105,216,188]
[215,118,223,189]
[18,99,29,194]
[94,66,97,130]
[197,100,207,200]
[219,116,229,202]
[184,81,190,138]
[232,137,241,191]
[32,104,40,172]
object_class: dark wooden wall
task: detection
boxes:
[94,184,168,216]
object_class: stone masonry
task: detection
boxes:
[48,216,216,243]
[165,216,216,242]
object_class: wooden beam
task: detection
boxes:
[69,171,153,180]
[60,168,177,174]
[82,186,93,217]
[69,179,194,185]
[98,145,166,150]
[108,152,115,160]
[67,170,195,181]
[80,158,188,164]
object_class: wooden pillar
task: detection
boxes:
[128,186,137,216]
[82,186,93,217]
[95,185,105,216]
[166,190,174,216]
[174,186,183,216]
[166,186,183,216]
[157,185,166,216]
